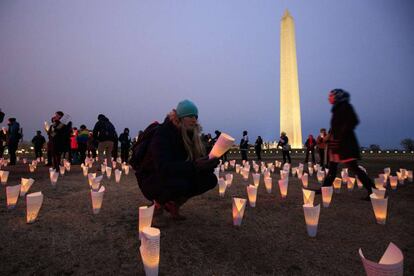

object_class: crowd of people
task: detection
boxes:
[0,110,134,172]
[0,88,376,219]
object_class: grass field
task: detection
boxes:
[0,154,413,275]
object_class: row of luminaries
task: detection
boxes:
[0,156,130,222]
[136,159,409,276]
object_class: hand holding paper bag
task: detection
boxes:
[208,133,235,159]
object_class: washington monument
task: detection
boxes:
[280,10,302,148]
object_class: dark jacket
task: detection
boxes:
[255,137,263,151]
[49,121,71,152]
[240,135,249,150]
[277,135,290,151]
[119,133,131,148]
[136,117,216,201]
[32,134,46,148]
[8,121,21,143]
[329,101,360,160]
[93,117,117,142]
[304,137,316,150]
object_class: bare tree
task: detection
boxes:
[400,138,414,151]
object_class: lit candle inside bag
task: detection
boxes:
[232,198,247,226]
[6,184,21,209]
[301,173,308,188]
[303,204,321,237]
[247,185,258,207]
[321,186,333,207]
[138,205,155,239]
[91,186,105,214]
[278,179,288,198]
[370,194,388,225]
[20,178,35,197]
[302,189,315,205]
[26,192,43,223]
[139,227,160,276]
[218,178,227,197]
[264,177,272,193]
[333,177,342,193]
[115,169,122,183]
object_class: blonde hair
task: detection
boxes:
[168,110,206,161]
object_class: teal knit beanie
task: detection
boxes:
[176,100,198,118]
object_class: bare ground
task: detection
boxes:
[0,154,413,275]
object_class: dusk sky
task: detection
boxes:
[1,0,413,148]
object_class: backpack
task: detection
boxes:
[129,121,161,171]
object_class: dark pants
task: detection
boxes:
[305,148,315,163]
[8,141,19,165]
[51,143,62,171]
[255,148,262,161]
[78,143,87,164]
[70,148,79,164]
[241,150,248,161]
[282,150,291,164]
[34,146,43,159]
[121,146,130,164]
[322,160,374,194]
[318,148,328,168]
[112,143,118,160]
[47,146,53,166]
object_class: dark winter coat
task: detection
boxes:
[136,117,216,201]
[304,137,316,150]
[49,121,71,152]
[119,133,131,148]
[93,117,117,142]
[32,134,46,148]
[329,101,361,160]
[8,121,21,143]
[255,137,263,151]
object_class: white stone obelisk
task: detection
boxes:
[280,9,302,149]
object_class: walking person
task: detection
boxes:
[31,130,46,160]
[119,128,131,163]
[316,128,328,168]
[304,134,316,164]
[93,114,117,166]
[134,99,219,220]
[240,130,249,161]
[255,136,263,161]
[321,89,375,199]
[7,118,22,165]
[277,132,291,164]
[77,125,89,164]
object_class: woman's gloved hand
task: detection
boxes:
[195,156,220,172]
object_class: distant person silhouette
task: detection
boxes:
[240,130,249,161]
[255,136,263,161]
[277,132,291,164]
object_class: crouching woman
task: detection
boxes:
[136,100,219,220]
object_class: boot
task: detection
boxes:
[164,201,186,221]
